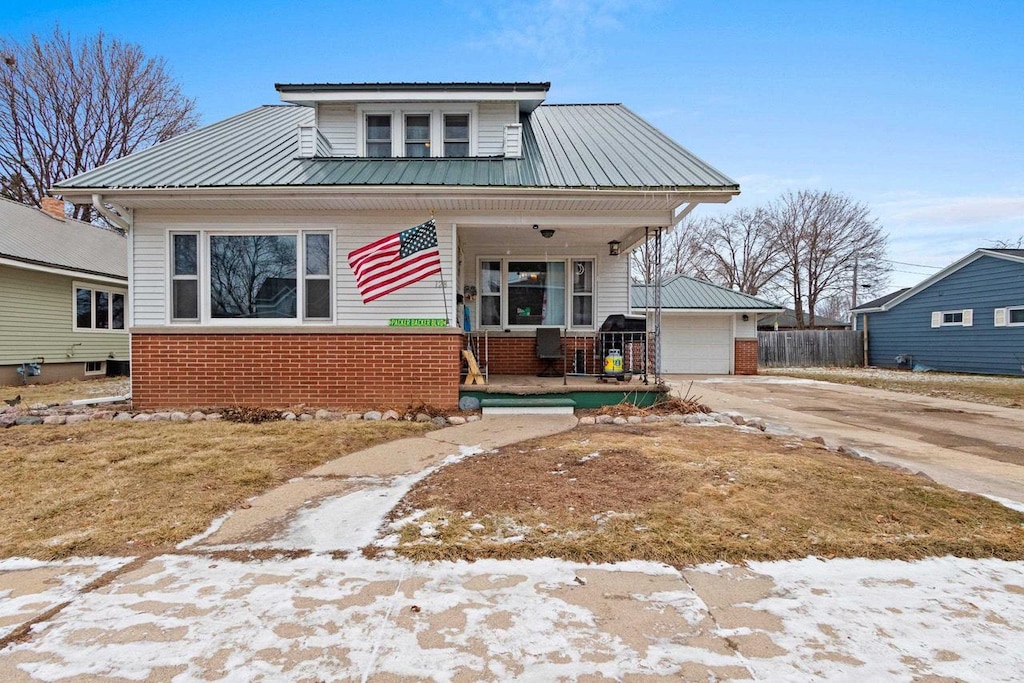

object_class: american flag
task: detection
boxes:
[348,219,442,303]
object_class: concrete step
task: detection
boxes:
[480,397,577,415]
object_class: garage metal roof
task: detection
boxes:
[631,275,782,310]
[55,104,737,192]
[0,198,127,279]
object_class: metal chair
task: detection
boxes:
[536,327,563,377]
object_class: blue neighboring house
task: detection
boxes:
[852,249,1024,375]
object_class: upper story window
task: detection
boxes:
[74,283,126,332]
[405,114,431,157]
[444,114,470,157]
[358,105,476,158]
[365,115,392,158]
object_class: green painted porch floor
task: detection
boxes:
[461,375,668,409]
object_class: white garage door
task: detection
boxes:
[660,315,733,374]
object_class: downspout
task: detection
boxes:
[91,194,132,232]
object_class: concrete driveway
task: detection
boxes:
[674,375,1024,506]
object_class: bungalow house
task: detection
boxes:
[52,82,739,410]
[0,197,129,385]
[852,249,1024,375]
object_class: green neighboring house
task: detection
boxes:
[0,197,129,386]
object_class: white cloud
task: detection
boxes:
[875,194,1024,228]
[469,0,648,72]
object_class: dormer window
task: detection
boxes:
[365,115,392,158]
[444,114,470,158]
[405,114,431,157]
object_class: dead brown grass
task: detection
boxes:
[380,425,1024,565]
[766,368,1024,409]
[1,377,130,406]
[0,419,429,559]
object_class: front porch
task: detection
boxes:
[460,373,669,409]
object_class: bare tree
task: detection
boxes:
[991,236,1024,249]
[629,224,697,283]
[767,190,889,328]
[686,208,787,296]
[0,25,198,219]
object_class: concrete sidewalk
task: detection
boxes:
[1,413,1023,681]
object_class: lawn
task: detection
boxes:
[764,367,1024,409]
[1,377,130,406]
[378,424,1024,565]
[0,419,430,559]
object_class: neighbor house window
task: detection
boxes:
[171,231,332,323]
[444,114,470,157]
[405,114,431,157]
[479,258,595,328]
[84,361,105,375]
[932,309,972,327]
[993,306,1024,327]
[366,115,392,157]
[74,284,127,331]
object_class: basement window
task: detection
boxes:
[84,361,105,375]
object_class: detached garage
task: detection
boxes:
[631,276,783,375]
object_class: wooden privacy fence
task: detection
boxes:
[758,330,864,368]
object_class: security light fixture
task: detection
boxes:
[608,240,621,256]
[540,229,555,238]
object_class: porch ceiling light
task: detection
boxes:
[608,240,621,256]
[540,228,555,238]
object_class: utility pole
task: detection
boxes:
[850,256,859,330]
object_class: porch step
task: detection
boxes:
[480,397,577,415]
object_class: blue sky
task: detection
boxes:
[4,0,1022,292]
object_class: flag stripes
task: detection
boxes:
[347,220,441,303]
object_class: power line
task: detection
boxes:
[881,258,942,269]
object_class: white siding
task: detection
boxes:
[132,219,167,326]
[131,211,455,327]
[317,103,358,156]
[477,102,518,156]
[458,225,630,329]
[735,313,757,338]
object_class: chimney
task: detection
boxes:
[40,196,66,221]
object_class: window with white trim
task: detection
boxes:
[365,114,392,158]
[443,114,470,157]
[170,231,333,323]
[931,309,972,327]
[994,306,1024,327]
[172,233,199,321]
[359,105,475,158]
[84,361,105,375]
[74,284,126,331]
[478,258,596,329]
[404,114,430,157]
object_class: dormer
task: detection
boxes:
[276,82,549,160]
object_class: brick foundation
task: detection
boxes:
[734,338,758,375]
[131,331,462,410]
[474,334,598,375]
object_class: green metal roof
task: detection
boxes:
[55,104,737,192]
[631,275,782,310]
[0,198,127,279]
[275,81,551,93]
